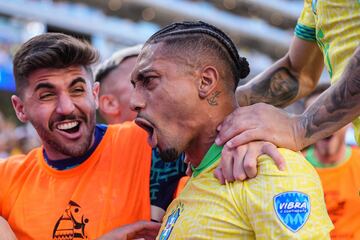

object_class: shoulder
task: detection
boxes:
[242,148,325,218]
[0,148,40,185]
[104,122,151,154]
[239,148,333,237]
[257,148,317,177]
[107,122,148,140]
[242,148,321,193]
[0,150,37,172]
[0,155,25,173]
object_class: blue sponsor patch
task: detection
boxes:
[273,191,310,232]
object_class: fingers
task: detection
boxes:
[216,104,270,145]
[224,129,264,149]
[185,163,192,176]
[216,122,245,146]
[218,141,286,185]
[261,143,285,171]
[243,145,260,179]
[218,145,248,183]
[131,221,161,240]
[219,146,235,182]
[216,107,251,145]
[184,156,193,176]
[96,221,160,240]
[231,145,248,181]
[138,221,161,231]
[213,166,225,184]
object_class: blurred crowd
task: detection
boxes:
[0,111,40,157]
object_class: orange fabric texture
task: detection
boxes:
[174,176,190,198]
[0,122,151,240]
[315,147,360,239]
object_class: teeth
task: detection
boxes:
[57,121,79,130]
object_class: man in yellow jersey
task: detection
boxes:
[303,84,360,239]
[131,21,333,239]
[214,0,360,181]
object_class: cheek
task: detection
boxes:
[25,102,52,122]
[162,85,197,111]
[79,95,98,112]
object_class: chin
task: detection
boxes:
[158,148,180,162]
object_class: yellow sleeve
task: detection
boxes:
[242,149,333,239]
[294,0,316,42]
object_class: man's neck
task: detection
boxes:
[185,97,236,167]
[185,134,217,168]
[314,144,347,165]
[106,116,122,125]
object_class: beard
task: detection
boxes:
[159,147,180,162]
[41,130,94,157]
[32,110,96,158]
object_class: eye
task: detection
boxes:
[39,92,55,100]
[71,87,85,95]
[143,76,157,88]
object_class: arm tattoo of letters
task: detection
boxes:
[207,91,221,106]
[249,67,299,107]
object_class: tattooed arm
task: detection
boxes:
[215,44,360,183]
[236,37,324,108]
[299,45,360,146]
[217,44,360,150]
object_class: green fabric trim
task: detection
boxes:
[294,24,316,42]
[192,144,223,177]
[305,146,351,168]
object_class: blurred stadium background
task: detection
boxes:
[0,0,341,156]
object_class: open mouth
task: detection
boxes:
[135,117,157,147]
[56,120,81,134]
[135,118,154,136]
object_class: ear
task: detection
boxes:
[198,66,219,99]
[11,95,28,123]
[92,82,100,109]
[99,94,121,116]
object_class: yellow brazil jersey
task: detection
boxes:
[157,144,333,240]
[294,0,360,144]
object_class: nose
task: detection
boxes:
[130,88,146,112]
[56,93,75,115]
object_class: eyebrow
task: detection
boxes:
[34,77,87,92]
[134,69,157,82]
[69,77,87,87]
[34,82,55,92]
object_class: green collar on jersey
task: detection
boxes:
[306,145,351,168]
[191,143,223,177]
